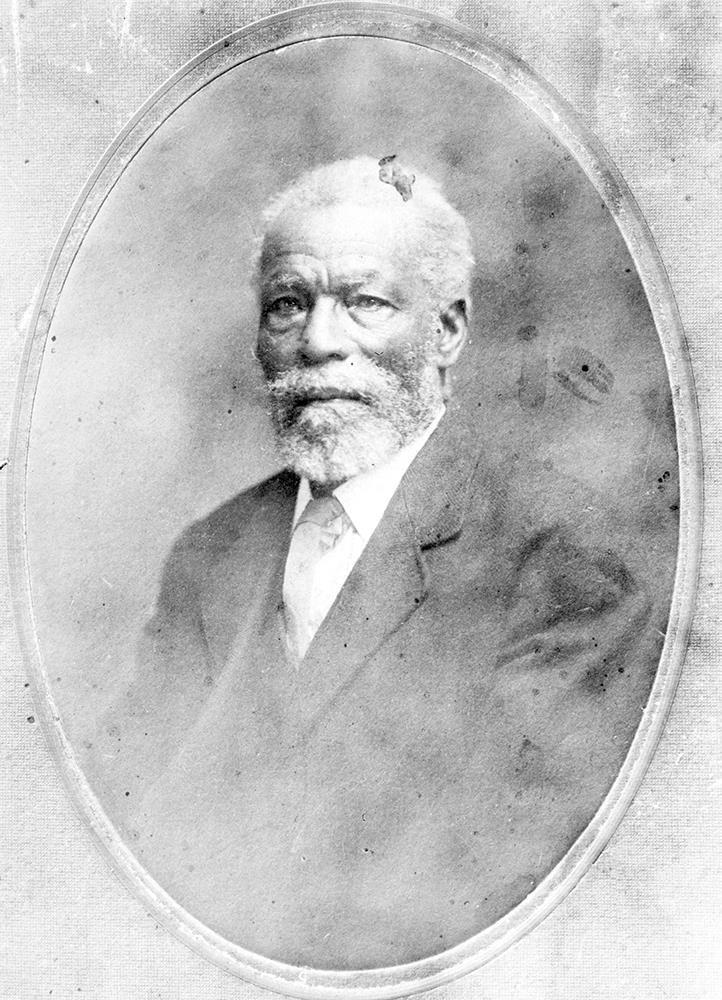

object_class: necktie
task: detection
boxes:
[283,494,349,661]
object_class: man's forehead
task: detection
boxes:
[261,256,393,286]
[262,201,418,262]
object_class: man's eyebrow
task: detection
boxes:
[260,273,312,291]
[335,274,410,303]
[333,273,405,295]
[261,270,408,301]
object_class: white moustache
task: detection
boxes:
[266,361,397,407]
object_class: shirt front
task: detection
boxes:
[283,409,444,658]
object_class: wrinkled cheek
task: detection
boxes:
[256,333,297,379]
[373,336,435,384]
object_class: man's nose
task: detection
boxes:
[300,297,350,364]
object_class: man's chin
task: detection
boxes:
[291,397,371,432]
[276,413,405,487]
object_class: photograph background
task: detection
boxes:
[26,33,676,743]
[1,2,719,998]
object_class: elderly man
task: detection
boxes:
[101,157,663,969]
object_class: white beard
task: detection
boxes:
[266,357,442,488]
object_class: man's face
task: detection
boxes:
[256,203,447,487]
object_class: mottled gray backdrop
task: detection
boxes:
[1,2,719,999]
[25,33,676,747]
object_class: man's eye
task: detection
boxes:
[267,295,304,317]
[349,295,393,312]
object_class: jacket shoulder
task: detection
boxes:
[159,468,297,592]
[178,468,296,551]
[472,461,654,620]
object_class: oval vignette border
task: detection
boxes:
[7,4,703,998]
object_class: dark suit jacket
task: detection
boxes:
[97,414,670,969]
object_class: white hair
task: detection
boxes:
[256,156,475,309]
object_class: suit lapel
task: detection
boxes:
[292,410,482,732]
[401,404,483,550]
[198,469,297,673]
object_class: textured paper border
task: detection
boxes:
[6,4,719,996]
[6,5,702,998]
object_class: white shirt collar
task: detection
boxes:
[293,407,444,541]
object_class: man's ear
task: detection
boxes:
[435,299,469,370]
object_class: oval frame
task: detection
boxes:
[8,3,702,997]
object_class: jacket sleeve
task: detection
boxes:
[492,524,668,820]
[90,529,214,814]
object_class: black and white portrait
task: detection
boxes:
[14,8,694,993]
